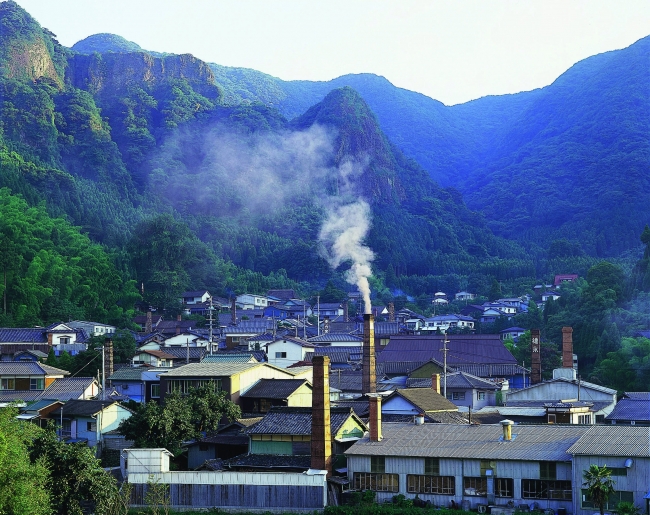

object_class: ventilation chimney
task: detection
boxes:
[530,329,542,384]
[311,356,332,475]
[431,374,440,394]
[500,419,514,441]
[388,302,395,322]
[145,311,152,334]
[562,327,573,368]
[362,314,376,394]
[231,298,237,325]
[368,394,382,441]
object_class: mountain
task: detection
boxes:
[71,33,143,54]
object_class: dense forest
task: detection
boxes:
[1,1,649,390]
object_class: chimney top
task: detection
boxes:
[500,419,514,441]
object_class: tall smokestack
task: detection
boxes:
[562,327,573,368]
[344,301,349,322]
[388,302,395,322]
[362,314,376,394]
[104,338,114,379]
[531,329,541,384]
[311,356,332,475]
[231,297,237,325]
[368,394,382,441]
[145,311,152,334]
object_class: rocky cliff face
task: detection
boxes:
[67,51,218,97]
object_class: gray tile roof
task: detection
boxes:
[163,362,263,377]
[38,377,96,401]
[624,392,650,400]
[108,367,148,381]
[241,379,310,399]
[309,333,362,344]
[50,399,120,417]
[0,362,69,376]
[452,363,529,377]
[605,397,650,422]
[246,406,364,436]
[225,453,311,470]
[567,426,650,457]
[0,391,42,402]
[0,328,48,343]
[201,353,258,363]
[311,346,363,364]
[157,347,206,360]
[345,422,590,461]
[378,334,517,367]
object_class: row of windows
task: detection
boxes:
[167,379,222,394]
[353,474,571,500]
[0,377,44,390]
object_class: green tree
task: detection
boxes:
[0,406,51,515]
[583,464,615,515]
[119,384,241,457]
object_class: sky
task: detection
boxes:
[15,0,650,106]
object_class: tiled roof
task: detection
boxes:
[50,399,120,417]
[346,422,590,461]
[330,370,363,392]
[202,353,258,364]
[268,337,316,348]
[309,333,362,344]
[108,367,148,381]
[378,334,516,369]
[389,388,458,413]
[567,426,650,457]
[157,347,206,360]
[246,406,363,436]
[605,397,650,422]
[164,362,289,378]
[623,392,650,400]
[266,289,296,301]
[138,349,176,359]
[0,362,68,376]
[14,349,48,358]
[451,363,528,377]
[311,346,363,364]
[406,372,499,390]
[0,390,42,402]
[241,379,310,399]
[38,377,96,401]
[22,399,61,412]
[0,328,48,343]
[181,290,210,297]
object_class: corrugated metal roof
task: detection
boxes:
[388,388,458,413]
[163,362,262,377]
[201,354,258,364]
[50,399,120,417]
[346,422,589,461]
[309,333,362,344]
[567,426,650,456]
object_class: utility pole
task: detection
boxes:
[208,296,214,355]
[441,335,449,399]
[100,345,105,400]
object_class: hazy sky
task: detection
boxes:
[16,0,650,105]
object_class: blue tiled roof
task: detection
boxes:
[0,328,48,344]
[605,397,650,422]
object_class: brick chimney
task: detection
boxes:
[388,302,395,322]
[311,356,332,475]
[231,297,237,325]
[562,327,573,368]
[531,329,542,384]
[104,338,114,379]
[343,301,349,322]
[362,314,376,394]
[145,311,152,334]
[431,373,441,394]
[368,394,382,442]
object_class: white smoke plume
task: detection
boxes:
[318,158,374,314]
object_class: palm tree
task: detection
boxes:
[583,464,615,515]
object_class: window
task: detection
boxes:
[199,443,210,452]
[197,379,222,391]
[371,456,385,473]
[30,377,44,390]
[59,336,71,345]
[578,414,591,424]
[151,384,160,398]
[548,414,556,424]
[0,378,15,390]
[608,468,627,477]
[425,457,440,476]
[353,473,398,492]
[452,392,465,400]
[86,421,96,432]
[275,352,287,359]
[464,477,487,496]
[408,475,455,495]
[495,478,514,498]
[480,460,496,476]
[581,490,633,510]
[168,380,191,394]
[380,338,390,346]
[522,480,572,500]
[477,391,486,400]
[540,461,556,480]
